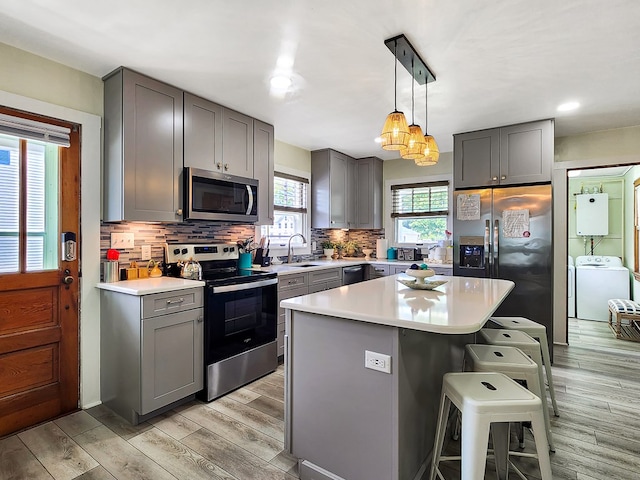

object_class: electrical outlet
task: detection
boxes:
[111,232,134,249]
[141,244,151,260]
[365,350,391,374]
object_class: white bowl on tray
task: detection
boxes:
[404,268,435,283]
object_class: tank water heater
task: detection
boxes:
[576,193,608,236]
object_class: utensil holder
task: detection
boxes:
[103,261,119,283]
[240,252,252,269]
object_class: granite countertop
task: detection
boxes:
[96,277,205,295]
[280,274,514,334]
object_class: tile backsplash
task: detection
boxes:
[99,222,386,279]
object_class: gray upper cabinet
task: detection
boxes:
[222,108,254,178]
[183,92,223,171]
[311,149,353,228]
[355,156,383,229]
[454,119,553,188]
[254,120,275,225]
[103,68,184,222]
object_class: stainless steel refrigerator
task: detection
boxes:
[453,184,553,352]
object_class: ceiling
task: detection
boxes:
[2,0,640,160]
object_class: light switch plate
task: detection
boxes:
[141,244,151,260]
[111,232,134,249]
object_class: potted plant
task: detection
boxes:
[321,240,335,259]
[343,240,360,257]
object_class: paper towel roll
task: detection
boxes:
[376,239,388,259]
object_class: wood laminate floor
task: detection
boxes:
[1,319,639,480]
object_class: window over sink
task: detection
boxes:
[257,168,310,255]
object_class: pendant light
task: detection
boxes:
[380,39,410,150]
[415,79,439,166]
[400,58,427,160]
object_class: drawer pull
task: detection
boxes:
[166,297,185,305]
[288,280,297,285]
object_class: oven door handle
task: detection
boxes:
[211,277,278,293]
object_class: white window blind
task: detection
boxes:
[0,113,71,147]
[391,181,449,218]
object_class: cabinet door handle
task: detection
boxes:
[224,163,229,171]
[501,175,506,180]
[197,315,203,323]
[166,297,185,305]
[216,162,222,170]
[176,208,183,216]
[492,176,498,181]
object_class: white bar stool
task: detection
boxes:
[465,344,553,453]
[479,328,555,452]
[429,372,553,480]
[490,316,559,416]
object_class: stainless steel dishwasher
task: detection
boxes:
[342,265,365,285]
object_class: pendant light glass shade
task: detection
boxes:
[415,134,439,166]
[400,124,427,159]
[380,111,410,150]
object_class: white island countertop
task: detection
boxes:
[96,277,205,295]
[280,274,514,334]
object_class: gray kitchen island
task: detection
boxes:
[281,274,514,480]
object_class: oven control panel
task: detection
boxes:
[164,243,239,263]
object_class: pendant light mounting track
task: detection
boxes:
[384,34,435,86]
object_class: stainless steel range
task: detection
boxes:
[164,243,278,401]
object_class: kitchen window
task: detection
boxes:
[258,170,310,254]
[391,180,450,245]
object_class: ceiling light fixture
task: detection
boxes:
[381,35,437,165]
[415,77,439,166]
[400,57,427,160]
[380,39,410,150]
[557,101,580,112]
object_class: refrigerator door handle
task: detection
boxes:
[484,219,491,275]
[493,219,500,276]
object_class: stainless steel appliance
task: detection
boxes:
[342,265,365,285]
[165,243,277,401]
[184,167,258,222]
[453,184,553,354]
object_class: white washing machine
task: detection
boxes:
[576,255,629,321]
[568,256,575,318]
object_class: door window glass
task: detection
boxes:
[0,134,58,273]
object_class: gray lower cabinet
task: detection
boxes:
[389,265,408,275]
[103,67,184,222]
[277,273,309,358]
[368,263,390,279]
[100,287,204,424]
[222,108,254,178]
[184,92,223,171]
[308,268,342,293]
[453,119,553,188]
[254,120,275,225]
[430,266,452,275]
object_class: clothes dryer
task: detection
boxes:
[576,256,629,321]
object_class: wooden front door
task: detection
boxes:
[0,107,80,437]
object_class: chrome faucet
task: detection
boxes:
[287,233,307,263]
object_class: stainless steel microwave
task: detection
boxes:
[184,167,258,222]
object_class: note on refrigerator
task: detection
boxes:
[457,194,481,220]
[502,209,530,238]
